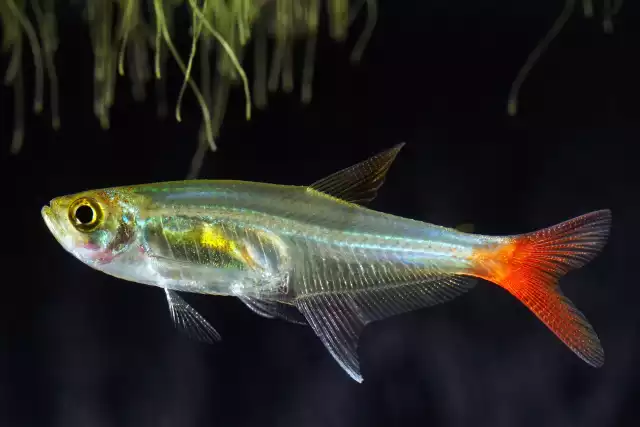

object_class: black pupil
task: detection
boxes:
[75,205,94,224]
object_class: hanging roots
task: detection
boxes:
[0,0,378,176]
[507,0,625,116]
[0,1,632,168]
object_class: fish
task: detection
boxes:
[41,143,611,382]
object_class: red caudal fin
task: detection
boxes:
[470,210,612,367]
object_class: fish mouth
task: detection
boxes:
[41,204,65,246]
[42,203,96,263]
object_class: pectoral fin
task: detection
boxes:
[164,289,221,343]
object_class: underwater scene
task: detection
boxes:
[0,1,636,426]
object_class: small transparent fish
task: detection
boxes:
[42,144,612,382]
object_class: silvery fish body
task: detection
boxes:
[42,144,611,382]
[117,180,483,299]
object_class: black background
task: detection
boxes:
[0,1,637,426]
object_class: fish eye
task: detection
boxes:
[68,197,103,232]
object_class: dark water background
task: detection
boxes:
[0,0,638,426]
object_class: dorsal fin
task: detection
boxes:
[309,143,405,205]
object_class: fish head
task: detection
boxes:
[41,189,139,267]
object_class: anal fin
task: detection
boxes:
[297,294,365,382]
[295,276,476,382]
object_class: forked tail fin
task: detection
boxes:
[470,210,612,367]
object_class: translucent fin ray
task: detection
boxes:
[297,294,366,382]
[349,276,476,324]
[295,275,476,382]
[309,143,405,204]
[164,288,221,343]
[238,296,307,325]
